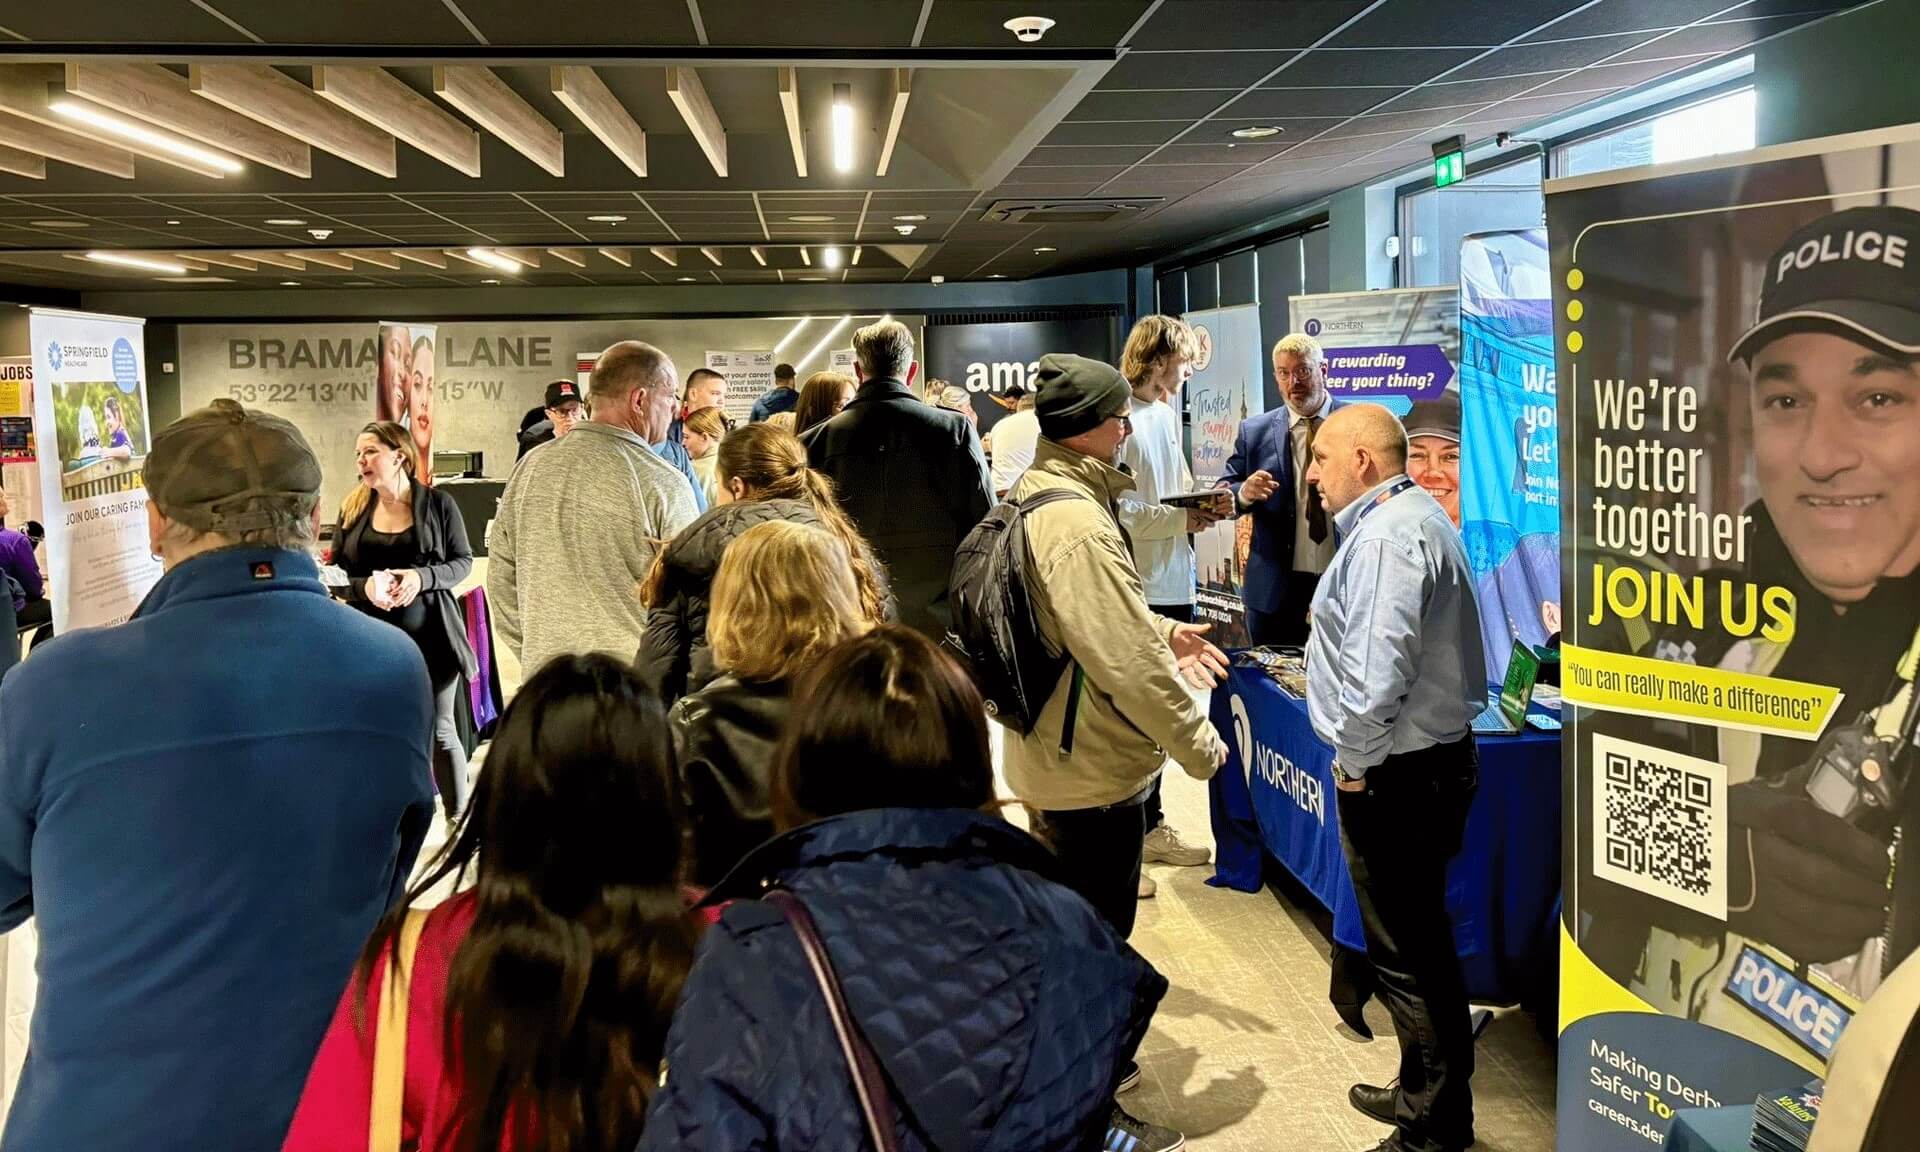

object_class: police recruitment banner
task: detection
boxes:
[30,308,161,632]
[1460,230,1560,683]
[1183,304,1264,648]
[1550,124,1920,1150]
[922,314,1119,433]
[703,350,774,423]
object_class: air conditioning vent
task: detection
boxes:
[981,198,1161,224]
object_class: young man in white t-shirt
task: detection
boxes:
[1116,315,1232,884]
[987,383,1040,496]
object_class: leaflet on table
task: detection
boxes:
[30,309,161,632]
[1182,304,1264,648]
[704,350,775,423]
[1550,123,1920,1151]
[1459,231,1561,683]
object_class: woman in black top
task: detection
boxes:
[335,421,478,819]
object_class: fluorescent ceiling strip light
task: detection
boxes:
[830,82,854,174]
[797,315,852,370]
[822,246,843,270]
[463,247,525,274]
[773,316,812,355]
[51,99,243,173]
[84,250,189,274]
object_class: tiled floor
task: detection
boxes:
[1124,766,1559,1151]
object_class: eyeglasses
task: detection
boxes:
[1278,364,1317,382]
[1110,413,1133,434]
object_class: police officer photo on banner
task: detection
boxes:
[1547,125,1920,1150]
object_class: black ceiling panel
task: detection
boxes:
[1607,13,1816,61]
[1519,54,1719,98]
[697,0,924,47]
[1128,1,1373,50]
[1445,33,1672,80]
[917,0,1155,48]
[1213,87,1404,119]
[1024,144,1159,166]
[194,0,480,45]
[1284,48,1484,87]
[1064,89,1235,121]
[1329,103,1498,138]
[1149,140,1297,164]
[0,0,254,42]
[1040,120,1194,146]
[1098,50,1297,90]
[1328,0,1594,47]
[1372,72,1574,112]
[1520,0,1767,41]
[449,0,699,45]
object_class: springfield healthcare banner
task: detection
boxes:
[1550,125,1920,1150]
[703,350,774,423]
[30,309,161,633]
[1183,304,1264,648]
[922,315,1119,433]
[1460,230,1560,683]
[375,321,437,480]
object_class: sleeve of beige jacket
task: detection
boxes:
[486,480,522,662]
[1041,522,1222,779]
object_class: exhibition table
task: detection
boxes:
[1207,663,1561,1004]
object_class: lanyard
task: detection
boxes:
[1349,476,1417,530]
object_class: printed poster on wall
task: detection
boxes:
[1550,125,1920,1150]
[1183,304,1265,648]
[829,348,856,375]
[1459,230,1560,683]
[30,308,161,633]
[703,350,775,423]
[0,357,39,528]
[375,321,437,482]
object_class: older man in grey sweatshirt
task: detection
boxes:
[489,340,699,676]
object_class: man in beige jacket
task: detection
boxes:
[1008,353,1229,940]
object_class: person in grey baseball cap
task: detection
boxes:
[0,397,436,1152]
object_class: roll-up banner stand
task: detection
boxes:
[1182,304,1265,648]
[30,308,161,633]
[1550,122,1920,1150]
[375,322,437,483]
[703,350,775,423]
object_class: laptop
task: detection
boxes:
[1471,641,1540,735]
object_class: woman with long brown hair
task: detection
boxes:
[641,627,1171,1152]
[792,370,855,435]
[635,422,890,704]
[334,421,477,819]
[283,655,698,1152]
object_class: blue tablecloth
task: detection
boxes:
[1207,663,1562,1004]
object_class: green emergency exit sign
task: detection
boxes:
[1432,135,1467,188]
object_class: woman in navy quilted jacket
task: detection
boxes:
[641,625,1172,1152]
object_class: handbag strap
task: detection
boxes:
[763,888,902,1152]
[370,907,429,1152]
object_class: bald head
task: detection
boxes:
[1307,403,1411,516]
[589,340,679,442]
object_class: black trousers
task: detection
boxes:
[1337,738,1478,1152]
[1031,798,1148,939]
[1245,570,1321,646]
[1143,602,1196,834]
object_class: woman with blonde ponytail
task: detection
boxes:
[636,422,891,704]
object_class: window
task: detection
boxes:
[1399,160,1544,287]
[1555,87,1755,179]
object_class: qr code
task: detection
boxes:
[1591,733,1727,921]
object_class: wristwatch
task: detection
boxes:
[1332,759,1360,786]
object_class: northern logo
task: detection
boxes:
[1229,692,1324,824]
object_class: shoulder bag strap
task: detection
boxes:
[763,889,902,1152]
[370,907,429,1152]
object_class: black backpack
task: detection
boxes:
[944,488,1088,748]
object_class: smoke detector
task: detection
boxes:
[307,227,333,240]
[1004,15,1055,42]
[894,224,917,235]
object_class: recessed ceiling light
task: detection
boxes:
[166,219,182,225]
[482,278,501,284]
[988,273,1007,279]
[798,276,828,282]
[29,220,87,229]
[265,218,306,226]
[342,280,375,287]
[586,214,627,223]
[892,214,926,222]
[1231,125,1284,139]
[787,214,835,223]
[677,276,697,282]
[279,280,300,286]
[822,246,843,270]
[1033,246,1057,254]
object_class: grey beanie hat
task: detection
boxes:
[1035,353,1131,441]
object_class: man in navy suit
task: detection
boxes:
[1219,332,1339,646]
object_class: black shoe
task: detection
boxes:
[1335,1000,1374,1040]
[1349,1081,1397,1127]
[1105,1104,1184,1152]
[1117,1062,1141,1094]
